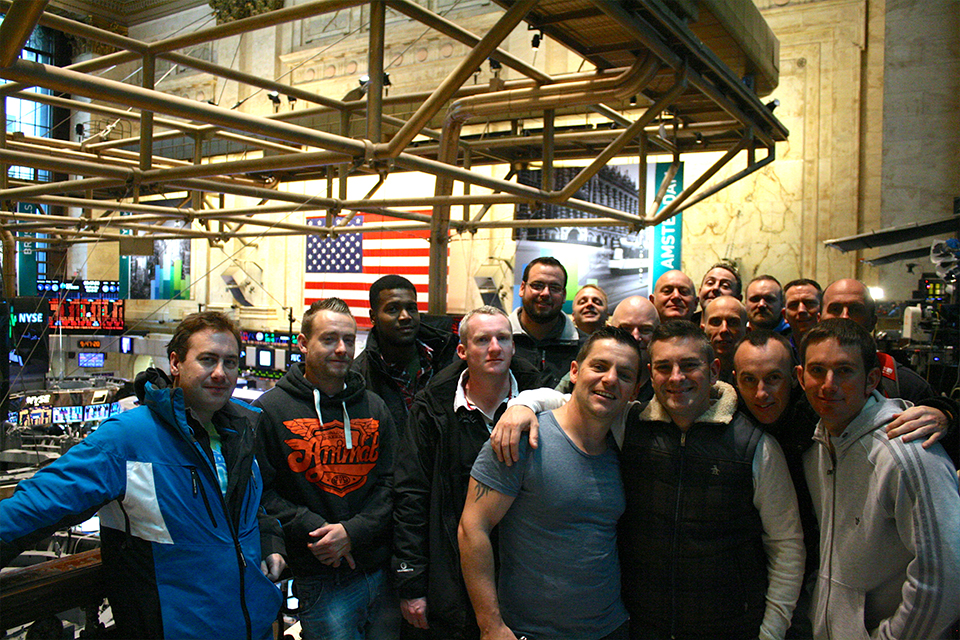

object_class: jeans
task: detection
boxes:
[296,568,400,640]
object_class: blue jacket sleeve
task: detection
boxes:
[0,427,127,566]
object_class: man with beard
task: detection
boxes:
[352,274,458,430]
[649,270,698,322]
[509,257,581,387]
[257,298,399,639]
[746,275,789,334]
[572,284,609,336]
[701,295,748,384]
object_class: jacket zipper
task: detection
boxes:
[824,446,837,640]
[191,467,218,528]
[189,439,254,640]
[670,430,687,639]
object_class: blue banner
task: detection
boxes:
[651,163,684,285]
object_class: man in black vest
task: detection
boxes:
[618,321,804,639]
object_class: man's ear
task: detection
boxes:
[297,333,308,354]
[368,307,376,327]
[457,342,467,361]
[795,364,805,390]
[708,358,721,385]
[569,359,579,386]
[169,352,181,380]
[865,367,882,395]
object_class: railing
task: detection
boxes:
[0,549,108,636]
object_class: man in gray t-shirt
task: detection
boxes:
[459,327,643,640]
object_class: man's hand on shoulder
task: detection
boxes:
[886,405,948,448]
[490,405,539,466]
[400,597,429,629]
[308,523,355,569]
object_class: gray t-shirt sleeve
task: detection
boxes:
[470,437,528,498]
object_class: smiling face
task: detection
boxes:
[701,296,747,362]
[783,284,821,339]
[458,312,515,379]
[371,288,420,347]
[519,263,567,325]
[649,336,720,429]
[169,328,240,424]
[699,266,740,309]
[569,338,641,421]
[734,340,794,425]
[572,286,609,334]
[798,337,881,436]
[299,310,357,393]
[746,279,784,330]
[650,270,697,321]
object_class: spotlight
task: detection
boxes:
[287,95,297,110]
[267,91,281,113]
[75,123,85,140]
[489,58,502,71]
[531,32,542,49]
[359,74,370,87]
[765,99,780,112]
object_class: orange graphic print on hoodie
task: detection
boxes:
[283,417,381,497]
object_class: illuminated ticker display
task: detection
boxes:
[49,299,125,331]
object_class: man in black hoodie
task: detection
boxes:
[351,274,458,432]
[256,298,399,639]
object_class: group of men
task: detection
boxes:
[0,260,957,640]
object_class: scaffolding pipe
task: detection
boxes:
[384,0,538,157]
[0,0,50,68]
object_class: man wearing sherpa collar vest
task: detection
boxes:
[256,297,400,639]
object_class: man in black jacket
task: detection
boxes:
[393,306,547,639]
[256,298,399,639]
[351,275,458,431]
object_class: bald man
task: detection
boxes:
[610,295,660,352]
[649,270,697,322]
[701,296,748,383]
[610,296,660,402]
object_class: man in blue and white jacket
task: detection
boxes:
[0,312,285,640]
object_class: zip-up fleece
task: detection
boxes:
[508,308,582,388]
[803,392,960,640]
[0,383,283,640]
[255,366,396,577]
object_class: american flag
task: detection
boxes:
[304,213,441,329]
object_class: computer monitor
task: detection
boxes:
[78,352,105,368]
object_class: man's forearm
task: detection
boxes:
[459,522,506,634]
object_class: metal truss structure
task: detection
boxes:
[0,0,788,311]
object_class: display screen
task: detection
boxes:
[257,348,274,369]
[49,299,124,331]
[83,404,111,422]
[120,336,134,354]
[288,351,302,364]
[78,352,106,368]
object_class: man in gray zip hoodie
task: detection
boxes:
[798,319,960,640]
[256,298,399,639]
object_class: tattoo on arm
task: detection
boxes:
[473,481,493,502]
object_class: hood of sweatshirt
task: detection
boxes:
[275,364,367,448]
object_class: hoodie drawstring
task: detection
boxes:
[313,389,353,449]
